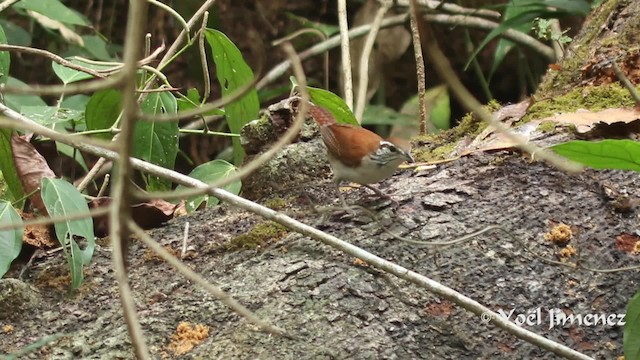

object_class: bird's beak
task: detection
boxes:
[404,150,415,164]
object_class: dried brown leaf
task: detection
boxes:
[11,134,56,214]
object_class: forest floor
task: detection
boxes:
[1,151,639,359]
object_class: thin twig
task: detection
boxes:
[392,0,501,19]
[181,221,189,259]
[129,220,287,335]
[0,0,20,13]
[199,12,211,103]
[418,18,581,173]
[611,59,640,106]
[425,13,555,61]
[147,0,189,40]
[0,44,106,78]
[76,157,109,192]
[337,0,354,111]
[0,103,591,360]
[0,206,109,232]
[0,75,122,96]
[136,42,310,203]
[110,0,151,357]
[409,0,433,134]
[272,28,329,90]
[256,12,553,90]
[258,14,409,90]
[354,0,391,121]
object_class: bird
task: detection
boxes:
[307,104,414,209]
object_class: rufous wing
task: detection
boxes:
[320,124,382,167]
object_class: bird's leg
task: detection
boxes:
[335,181,349,209]
[363,184,399,206]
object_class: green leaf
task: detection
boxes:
[51,59,112,84]
[13,0,88,26]
[0,24,10,85]
[285,12,339,36]
[551,140,640,171]
[307,86,360,126]
[489,0,536,79]
[465,11,540,71]
[176,88,224,116]
[3,77,46,112]
[175,160,241,212]
[426,86,451,130]
[625,290,640,360]
[362,105,415,126]
[41,178,95,290]
[61,95,90,110]
[0,19,32,46]
[20,106,83,126]
[0,200,23,278]
[205,29,260,165]
[80,35,111,61]
[134,91,179,191]
[86,89,122,140]
[0,130,24,207]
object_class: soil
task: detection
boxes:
[1,151,639,359]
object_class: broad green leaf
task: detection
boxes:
[625,291,640,360]
[205,29,260,165]
[0,24,10,85]
[518,0,590,15]
[465,11,540,71]
[307,86,360,126]
[175,160,241,212]
[285,12,339,36]
[13,0,88,26]
[362,105,415,126]
[20,106,83,126]
[3,77,46,112]
[86,89,122,140]
[176,88,224,116]
[552,140,640,171]
[80,35,111,61]
[0,19,32,46]
[0,200,23,278]
[134,91,179,191]
[489,0,536,79]
[426,86,451,130]
[0,129,24,208]
[51,59,112,84]
[41,178,95,290]
[61,95,90,110]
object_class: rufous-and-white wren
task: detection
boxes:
[307,104,414,207]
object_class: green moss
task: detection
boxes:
[411,101,494,162]
[536,121,557,133]
[523,83,636,123]
[263,197,291,210]
[537,0,620,96]
[225,221,288,251]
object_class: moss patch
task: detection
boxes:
[411,101,498,162]
[224,221,288,251]
[263,197,293,210]
[523,83,636,123]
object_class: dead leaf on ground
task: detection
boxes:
[538,108,640,136]
[11,134,56,215]
[90,197,179,237]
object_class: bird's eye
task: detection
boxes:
[389,146,397,153]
